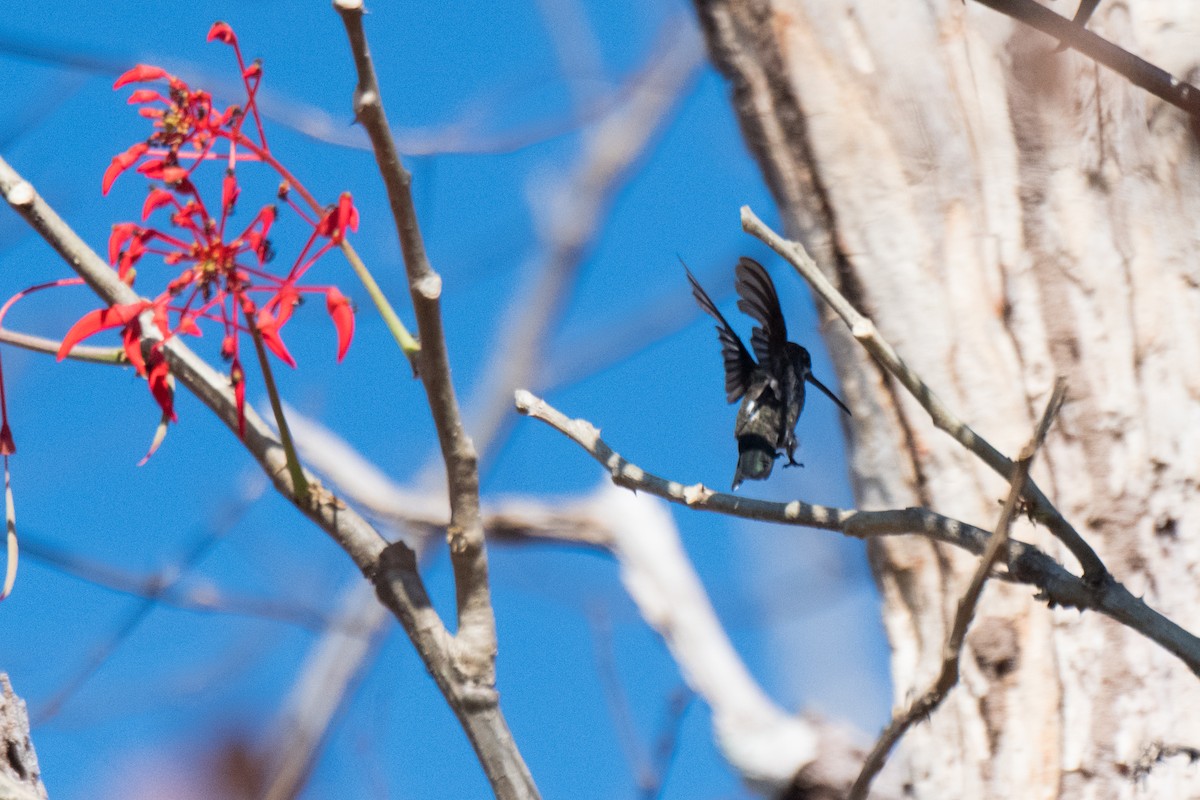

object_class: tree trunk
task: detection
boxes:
[1,675,47,800]
[695,1,1200,796]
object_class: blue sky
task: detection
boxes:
[0,2,889,797]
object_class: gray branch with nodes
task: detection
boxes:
[514,208,1200,793]
[0,2,539,792]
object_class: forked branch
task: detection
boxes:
[333,2,536,797]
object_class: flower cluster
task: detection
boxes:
[59,22,357,447]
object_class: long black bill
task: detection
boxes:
[807,373,852,417]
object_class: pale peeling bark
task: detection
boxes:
[0,676,46,800]
[696,1,1200,797]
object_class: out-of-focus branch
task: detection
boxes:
[0,675,45,800]
[332,2,535,798]
[288,407,892,797]
[33,473,268,725]
[740,205,1108,583]
[0,31,620,158]
[22,535,334,632]
[848,380,1066,800]
[969,0,1200,118]
[514,389,1200,678]
[260,581,389,800]
[464,19,702,466]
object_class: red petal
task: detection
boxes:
[315,208,335,239]
[222,171,239,212]
[137,159,166,180]
[255,310,297,368]
[176,316,201,336]
[166,269,195,295]
[152,304,170,338]
[325,288,355,362]
[160,165,190,185]
[136,413,170,467]
[126,89,162,104]
[114,64,168,89]
[142,188,174,220]
[122,324,146,376]
[57,302,149,360]
[118,237,146,281]
[102,142,149,195]
[337,192,359,235]
[274,285,300,327]
[0,424,14,457]
[207,22,237,45]
[108,223,140,265]
[147,353,177,423]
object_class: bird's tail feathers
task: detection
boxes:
[732,433,777,490]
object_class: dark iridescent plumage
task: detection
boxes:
[686,257,850,490]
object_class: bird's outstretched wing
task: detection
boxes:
[735,257,787,365]
[684,263,757,403]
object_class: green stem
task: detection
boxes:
[233,135,420,372]
[246,316,310,507]
[339,240,421,373]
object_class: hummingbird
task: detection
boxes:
[685,257,851,490]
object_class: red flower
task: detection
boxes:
[55,23,358,449]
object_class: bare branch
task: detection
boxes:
[849,379,1067,800]
[288,406,885,796]
[0,142,522,797]
[333,0,492,656]
[0,31,617,158]
[740,205,1108,582]
[332,2,535,797]
[21,535,335,632]
[463,20,702,465]
[969,0,1200,118]
[0,327,123,365]
[514,389,1200,677]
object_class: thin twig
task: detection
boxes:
[740,205,1108,583]
[969,0,1200,118]
[0,30,628,158]
[34,473,266,724]
[334,0,493,660]
[463,19,702,472]
[21,535,336,631]
[0,327,124,365]
[513,389,1200,677]
[643,688,694,800]
[332,3,536,797]
[588,607,656,792]
[848,379,1067,800]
